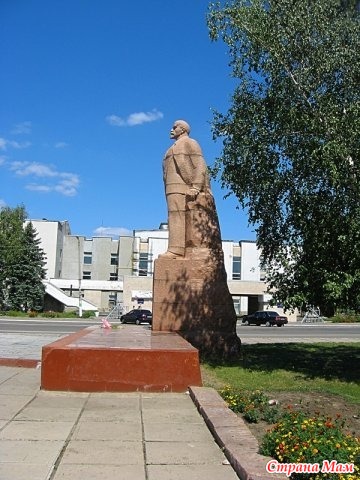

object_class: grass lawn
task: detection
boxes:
[201,342,360,403]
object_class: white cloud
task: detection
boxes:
[55,142,68,149]
[10,161,58,177]
[93,226,133,237]
[0,155,6,165]
[106,115,126,127]
[0,199,7,210]
[26,184,52,193]
[0,138,31,150]
[106,109,163,127]
[11,121,32,135]
[9,161,80,197]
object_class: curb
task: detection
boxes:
[189,386,287,480]
[0,358,40,368]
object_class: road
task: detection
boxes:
[236,322,360,343]
[0,317,359,343]
[0,317,100,334]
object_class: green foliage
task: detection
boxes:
[39,310,78,318]
[331,312,360,323]
[260,409,359,479]
[208,1,360,315]
[220,386,282,423]
[81,310,97,318]
[0,205,46,311]
[203,343,360,402]
[0,310,28,317]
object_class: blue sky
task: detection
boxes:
[0,0,256,241]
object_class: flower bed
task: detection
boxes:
[219,386,359,479]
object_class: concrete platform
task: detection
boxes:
[41,325,202,392]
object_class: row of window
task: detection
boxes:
[83,252,118,266]
[83,271,118,281]
[82,253,259,281]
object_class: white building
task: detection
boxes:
[28,219,295,320]
[24,219,71,279]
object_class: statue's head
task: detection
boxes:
[170,120,190,139]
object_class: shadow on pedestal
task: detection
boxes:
[152,250,241,360]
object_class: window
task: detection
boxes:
[109,273,118,281]
[232,296,241,315]
[83,251,92,264]
[83,271,91,280]
[139,252,149,276]
[232,256,241,280]
[111,253,118,266]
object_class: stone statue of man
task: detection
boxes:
[161,120,220,259]
[153,120,241,358]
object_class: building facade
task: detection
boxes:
[29,219,294,320]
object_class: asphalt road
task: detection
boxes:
[0,317,359,344]
[236,322,360,343]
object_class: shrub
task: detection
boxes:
[330,313,360,323]
[40,310,58,318]
[82,310,96,318]
[219,386,281,423]
[260,409,359,479]
[0,310,27,317]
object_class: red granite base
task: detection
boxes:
[41,325,202,392]
[0,358,39,368]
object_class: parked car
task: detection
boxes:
[120,309,152,325]
[241,310,288,327]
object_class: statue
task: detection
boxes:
[160,120,222,259]
[152,120,241,359]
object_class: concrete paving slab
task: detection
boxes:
[0,420,74,440]
[86,391,141,399]
[141,392,194,407]
[28,392,88,408]
[0,369,39,397]
[15,405,83,422]
[85,394,140,410]
[0,380,40,395]
[0,395,34,420]
[0,419,8,429]
[72,421,142,441]
[144,422,214,442]
[9,368,40,383]
[79,407,141,423]
[60,439,144,465]
[147,464,240,480]
[146,440,226,465]
[37,390,89,399]
[53,464,146,480]
[0,367,19,380]
[142,408,203,424]
[0,463,53,480]
[0,439,64,464]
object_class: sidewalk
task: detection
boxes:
[0,367,240,480]
[0,334,287,480]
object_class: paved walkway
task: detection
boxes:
[0,333,62,361]
[0,332,287,480]
[0,367,240,480]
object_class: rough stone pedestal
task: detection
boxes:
[152,247,241,358]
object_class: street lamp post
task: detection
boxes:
[76,236,83,318]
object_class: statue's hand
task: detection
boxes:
[187,187,200,200]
